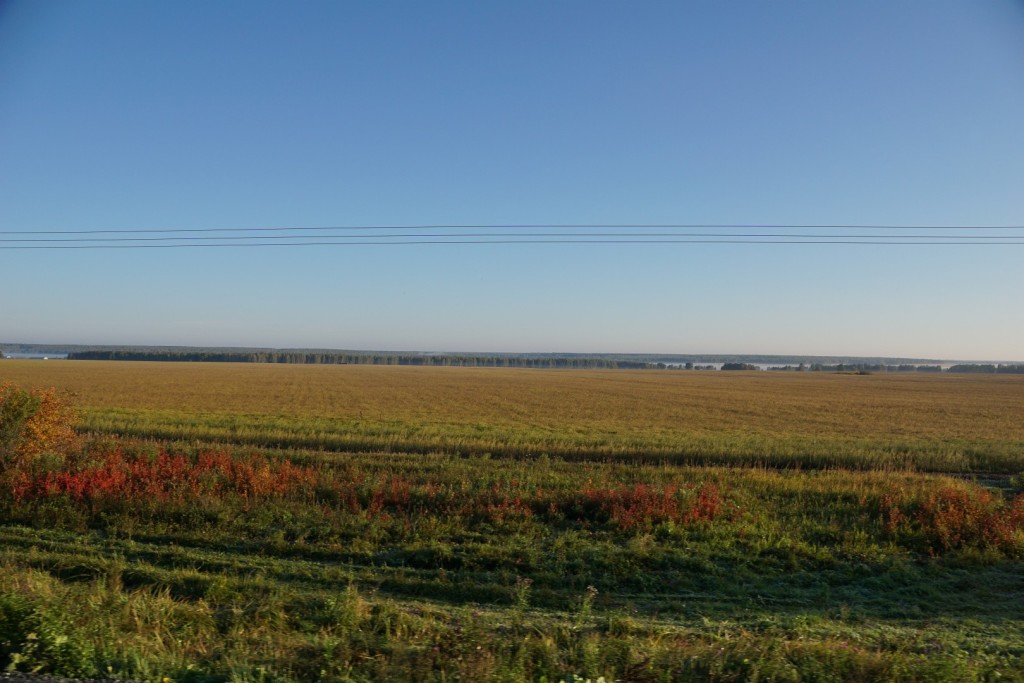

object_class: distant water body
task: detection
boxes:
[2,352,68,359]
[667,362,956,371]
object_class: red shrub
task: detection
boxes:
[574,481,722,530]
[871,483,1024,554]
[7,447,320,506]
[687,482,722,523]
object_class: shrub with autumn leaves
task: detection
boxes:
[0,382,80,472]
[873,480,1024,556]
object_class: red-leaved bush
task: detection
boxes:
[547,482,723,530]
[872,482,1024,555]
[7,447,319,505]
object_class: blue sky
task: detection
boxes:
[1,1,1023,360]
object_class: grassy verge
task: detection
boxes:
[0,441,1022,681]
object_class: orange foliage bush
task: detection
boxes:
[0,382,80,470]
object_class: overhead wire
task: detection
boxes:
[3,231,1024,243]
[1,223,1022,248]
[5,238,1024,249]
[2,223,1024,235]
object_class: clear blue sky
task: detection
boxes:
[2,1,1023,360]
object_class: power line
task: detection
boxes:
[2,223,1024,236]
[5,239,1024,250]
[3,222,1022,249]
[4,231,1024,244]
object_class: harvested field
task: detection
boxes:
[3,361,1023,472]
[0,362,1022,681]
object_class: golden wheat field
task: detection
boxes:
[3,360,1022,472]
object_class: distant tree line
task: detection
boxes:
[766,363,1024,374]
[66,350,668,369]
[945,364,1024,374]
[828,364,942,373]
[62,351,1024,373]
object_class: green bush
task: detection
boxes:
[0,593,96,677]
